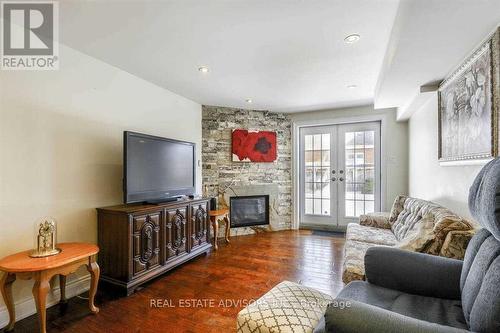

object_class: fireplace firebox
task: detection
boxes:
[230,195,269,228]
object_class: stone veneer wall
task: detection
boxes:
[202,105,292,234]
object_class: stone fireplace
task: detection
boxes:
[202,105,292,236]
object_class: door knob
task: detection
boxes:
[339,170,344,174]
[331,177,337,182]
[332,170,336,174]
[339,177,344,181]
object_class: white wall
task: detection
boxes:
[408,94,482,219]
[290,105,408,214]
[0,44,201,324]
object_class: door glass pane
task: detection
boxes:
[365,169,374,195]
[365,201,374,213]
[365,131,374,145]
[313,168,322,182]
[322,199,331,215]
[344,130,376,217]
[313,134,322,150]
[305,182,313,197]
[313,151,321,166]
[355,201,365,217]
[321,183,330,198]
[303,133,331,216]
[305,135,313,150]
[313,199,321,215]
[305,167,313,182]
[321,167,330,182]
[305,151,313,166]
[346,200,354,217]
[305,198,313,214]
[322,150,330,165]
[322,134,330,150]
[314,183,322,197]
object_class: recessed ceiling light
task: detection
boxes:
[347,85,358,89]
[198,66,209,73]
[344,34,360,44]
[245,98,253,104]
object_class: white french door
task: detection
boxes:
[299,122,381,228]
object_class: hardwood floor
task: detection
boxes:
[6,230,345,333]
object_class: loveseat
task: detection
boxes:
[342,195,476,283]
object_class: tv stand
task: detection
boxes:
[96,198,211,295]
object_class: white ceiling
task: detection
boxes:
[60,0,399,112]
[59,0,500,115]
[375,0,500,119]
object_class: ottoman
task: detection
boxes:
[237,281,333,333]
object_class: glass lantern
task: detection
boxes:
[30,217,61,258]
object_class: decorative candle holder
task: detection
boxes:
[29,217,61,258]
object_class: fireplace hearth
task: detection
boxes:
[230,195,269,228]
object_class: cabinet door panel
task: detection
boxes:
[189,202,209,251]
[131,212,161,277]
[165,206,188,262]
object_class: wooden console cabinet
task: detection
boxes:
[96,198,211,295]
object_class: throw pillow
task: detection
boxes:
[395,213,435,252]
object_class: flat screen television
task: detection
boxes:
[124,131,196,204]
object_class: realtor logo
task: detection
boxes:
[1,1,59,70]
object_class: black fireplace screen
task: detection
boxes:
[230,195,269,228]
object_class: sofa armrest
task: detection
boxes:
[359,212,391,229]
[365,247,462,300]
[439,229,476,259]
[324,299,469,333]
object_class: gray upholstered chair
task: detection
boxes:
[322,158,500,333]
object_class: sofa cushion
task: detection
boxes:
[390,196,474,253]
[391,197,441,240]
[395,213,435,252]
[346,223,397,246]
[439,229,476,259]
[342,240,390,284]
[338,281,468,330]
[388,195,407,224]
[394,207,475,258]
[237,281,333,333]
[424,209,474,256]
[359,212,391,229]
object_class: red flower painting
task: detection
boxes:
[232,129,277,162]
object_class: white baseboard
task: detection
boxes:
[0,274,90,328]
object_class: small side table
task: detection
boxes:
[0,243,100,333]
[209,209,230,250]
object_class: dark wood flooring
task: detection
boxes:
[5,230,345,333]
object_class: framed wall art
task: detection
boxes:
[438,27,499,163]
[232,129,277,162]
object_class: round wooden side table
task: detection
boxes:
[0,243,100,333]
[209,209,230,250]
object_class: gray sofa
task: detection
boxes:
[323,158,500,332]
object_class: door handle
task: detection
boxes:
[339,177,344,182]
[331,177,337,182]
